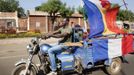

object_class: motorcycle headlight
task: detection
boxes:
[27,44,33,54]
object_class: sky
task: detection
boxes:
[19,0,134,12]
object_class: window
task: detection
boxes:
[36,22,40,28]
[7,22,13,28]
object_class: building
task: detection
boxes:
[27,10,49,33]
[70,13,84,26]
[18,18,27,32]
[0,11,18,33]
[28,10,84,33]
[0,11,85,33]
[0,11,28,33]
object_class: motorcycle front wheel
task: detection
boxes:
[12,64,37,75]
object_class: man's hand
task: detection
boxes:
[40,34,50,39]
[64,42,83,47]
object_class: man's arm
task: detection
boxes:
[51,32,68,38]
[47,29,60,36]
[40,29,60,39]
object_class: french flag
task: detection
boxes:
[92,35,133,62]
[83,0,125,38]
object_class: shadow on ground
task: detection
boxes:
[37,67,104,75]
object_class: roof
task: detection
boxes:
[0,11,17,17]
[71,13,83,17]
[28,10,83,18]
[28,10,49,16]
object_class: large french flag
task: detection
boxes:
[83,0,104,38]
[83,0,125,38]
[92,35,133,62]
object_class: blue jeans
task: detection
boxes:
[48,44,67,72]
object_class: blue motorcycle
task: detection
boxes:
[12,27,124,75]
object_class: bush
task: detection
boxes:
[28,29,41,33]
[0,32,41,39]
[0,34,7,38]
[8,34,17,38]
[21,32,40,37]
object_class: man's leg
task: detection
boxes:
[48,45,65,72]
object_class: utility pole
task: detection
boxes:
[122,0,128,10]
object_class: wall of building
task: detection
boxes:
[0,11,18,33]
[29,16,47,32]
[69,17,84,27]
[18,18,27,31]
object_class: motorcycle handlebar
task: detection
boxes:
[31,37,41,45]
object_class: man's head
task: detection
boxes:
[61,18,69,27]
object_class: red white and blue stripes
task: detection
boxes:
[83,0,125,38]
[92,35,133,62]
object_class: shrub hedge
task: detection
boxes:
[0,32,41,39]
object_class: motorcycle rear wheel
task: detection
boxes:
[12,64,37,75]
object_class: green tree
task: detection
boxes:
[59,4,74,18]
[77,6,87,20]
[0,0,25,17]
[35,0,74,24]
[117,9,134,22]
[77,6,84,15]
[77,6,134,22]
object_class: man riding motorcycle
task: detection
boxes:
[41,18,75,75]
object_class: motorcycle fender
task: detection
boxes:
[15,59,39,73]
[104,59,112,66]
[15,59,27,66]
[105,57,124,66]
